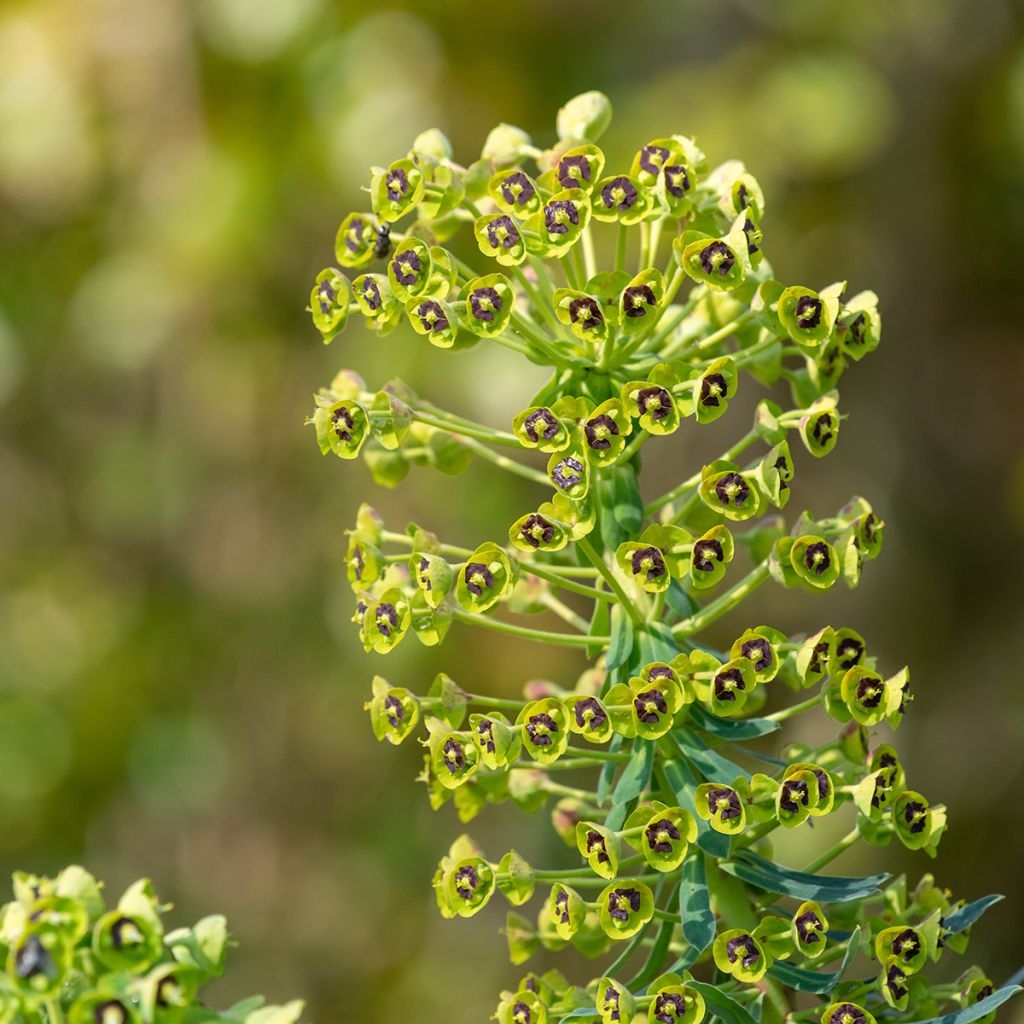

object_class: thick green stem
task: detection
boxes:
[672,562,771,637]
[576,536,645,628]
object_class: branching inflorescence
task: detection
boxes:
[0,866,302,1024]
[306,93,1018,1024]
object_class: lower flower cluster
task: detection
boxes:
[0,867,303,1024]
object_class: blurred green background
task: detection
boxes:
[1,0,1023,1020]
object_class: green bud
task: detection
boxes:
[557,92,612,144]
[482,123,533,166]
[497,850,535,907]
[504,911,540,966]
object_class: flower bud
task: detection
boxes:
[556,92,612,144]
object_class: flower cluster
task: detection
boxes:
[307,93,1017,1024]
[0,865,303,1024]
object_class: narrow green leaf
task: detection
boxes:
[943,894,1003,935]
[597,733,624,805]
[665,579,699,620]
[724,850,888,903]
[643,621,681,662]
[558,1011,599,1023]
[909,986,1021,1024]
[690,705,780,740]
[675,730,750,782]
[606,739,654,830]
[606,603,634,671]
[767,928,860,993]
[679,853,715,956]
[688,982,760,1024]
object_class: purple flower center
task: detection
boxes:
[653,993,688,1024]
[714,472,750,508]
[630,545,666,581]
[415,300,449,334]
[585,413,619,450]
[664,164,690,197]
[780,778,810,814]
[803,541,831,575]
[568,296,603,329]
[454,864,479,899]
[637,385,672,421]
[551,456,584,490]
[375,602,398,637]
[607,887,641,922]
[526,711,558,747]
[523,408,559,443]
[442,737,465,774]
[633,688,668,724]
[558,154,591,188]
[623,284,656,318]
[464,562,495,597]
[586,830,610,863]
[699,372,728,407]
[361,278,382,310]
[708,787,741,821]
[383,694,404,728]
[740,637,772,671]
[601,176,638,212]
[692,538,723,572]
[345,217,366,253]
[486,216,520,251]
[544,199,579,235]
[470,286,502,322]
[332,406,355,442]
[386,167,409,202]
[573,697,606,730]
[795,910,822,943]
[639,144,670,176]
[795,295,823,329]
[391,251,422,287]
[725,935,760,970]
[500,172,535,208]
[698,241,735,276]
[519,513,555,549]
[645,817,681,854]
[476,719,496,753]
[714,667,746,702]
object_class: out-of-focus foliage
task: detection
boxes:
[0,2,1021,1024]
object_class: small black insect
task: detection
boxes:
[373,224,391,259]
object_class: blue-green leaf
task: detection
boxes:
[674,731,750,782]
[606,603,634,671]
[909,985,1020,1024]
[767,928,860,993]
[688,982,760,1024]
[597,733,624,805]
[679,853,715,956]
[943,894,1003,935]
[665,580,699,620]
[605,739,654,830]
[690,705,780,740]
[644,621,682,662]
[661,756,729,858]
[558,1011,599,1023]
[723,850,888,903]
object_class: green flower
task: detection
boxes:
[777,283,843,349]
[566,694,612,744]
[519,698,570,765]
[461,273,515,338]
[840,666,898,726]
[312,397,369,459]
[893,790,945,853]
[593,174,651,225]
[93,909,163,973]
[414,553,454,608]
[513,406,571,452]
[698,462,762,521]
[509,511,570,554]
[791,900,829,958]
[629,667,685,738]
[694,357,738,424]
[576,822,620,880]
[554,289,610,346]
[820,1003,876,1024]
[755,441,795,508]
[406,296,458,348]
[836,290,882,361]
[334,212,378,269]
[456,542,515,613]
[365,676,419,744]
[490,168,543,217]
[352,272,397,321]
[430,728,480,790]
[387,238,433,300]
[875,924,927,975]
[676,214,751,291]
[597,978,635,1024]
[689,525,734,590]
[524,188,591,259]
[790,535,840,589]
[795,627,836,688]
[444,856,496,918]
[622,367,689,436]
[638,805,697,872]
[696,781,746,835]
[648,982,705,1024]
[713,928,769,982]
[597,880,654,940]
[708,657,755,716]
[309,268,352,343]
[471,713,521,770]
[582,399,633,467]
[879,958,911,1011]
[373,158,425,222]
[548,442,591,500]
[359,588,411,653]
[475,212,527,266]
[548,884,586,941]
[69,992,140,1024]
[730,626,785,684]
[800,398,841,457]
[7,928,72,1000]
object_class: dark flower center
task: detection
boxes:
[476,719,495,753]
[699,373,728,407]
[714,667,746,702]
[442,737,465,774]
[654,993,688,1024]
[558,154,592,188]
[526,712,558,747]
[523,408,559,442]
[545,199,580,235]
[375,602,399,637]
[623,284,657,318]
[811,413,836,446]
[464,562,495,597]
[386,167,409,202]
[383,695,404,728]
[830,1004,866,1024]
[454,864,479,899]
[601,176,638,211]
[803,541,831,575]
[637,385,672,421]
[892,928,919,960]
[14,935,53,979]
[639,144,670,175]
[795,910,822,943]
[714,472,750,508]
[568,296,603,329]
[836,637,864,668]
[391,250,422,286]
[574,697,606,730]
[603,987,622,1023]
[630,546,666,581]
[486,216,520,250]
[633,688,668,724]
[554,888,570,923]
[903,801,928,833]
[607,887,641,921]
[645,817,681,854]
[519,513,555,548]
[740,637,772,671]
[470,286,502,322]
[500,172,535,208]
[664,164,690,197]
[585,413,619,450]
[416,300,449,333]
[725,934,759,969]
[709,787,741,821]
[586,830,610,863]
[856,675,884,708]
[698,241,734,276]
[886,964,908,1000]
[795,295,823,329]
[345,217,366,253]
[513,1001,532,1024]
[692,538,724,572]
[551,456,584,490]
[332,406,355,442]
[780,778,810,813]
[361,278,382,310]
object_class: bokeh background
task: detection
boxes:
[1,0,1023,1020]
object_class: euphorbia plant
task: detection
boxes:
[0,865,303,1024]
[307,92,1019,1024]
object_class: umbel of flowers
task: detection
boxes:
[0,865,303,1024]
[306,93,1019,1024]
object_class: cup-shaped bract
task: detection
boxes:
[676,219,750,291]
[444,857,496,918]
[792,900,829,957]
[837,290,882,361]
[548,445,591,500]
[618,268,665,332]
[576,822,620,880]
[709,657,755,716]
[553,145,605,193]
[776,766,821,828]
[699,464,762,521]
[694,357,738,424]
[713,928,769,983]
[68,991,140,1024]
[490,169,543,218]
[778,284,841,349]
[597,881,654,940]
[406,296,458,348]
[840,666,896,727]
[518,698,570,765]
[374,158,425,223]
[566,694,613,744]
[796,626,836,688]
[875,925,928,975]
[617,541,671,594]
[554,289,609,346]
[597,978,635,1024]
[475,213,527,267]
[513,406,571,453]
[582,399,633,467]
[730,626,785,684]
[461,273,515,338]
[893,790,936,851]
[310,268,352,343]
[366,677,419,745]
[648,983,705,1024]
[431,729,480,790]
[313,398,369,460]
[7,929,72,999]
[509,511,570,554]
[689,525,734,590]
[821,1003,877,1024]
[629,669,683,739]
[790,535,840,589]
[360,588,411,653]
[456,543,515,613]
[352,272,397,322]
[335,211,378,269]
[800,399,841,458]
[471,712,521,770]
[93,910,163,973]
[641,807,697,872]
[696,782,746,835]
[548,884,586,941]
